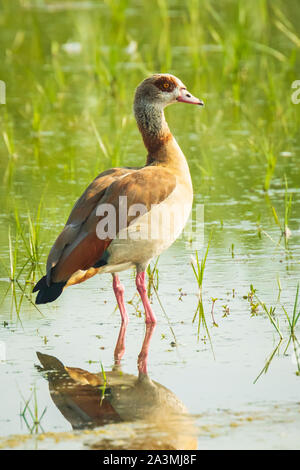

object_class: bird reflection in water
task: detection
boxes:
[36,324,197,450]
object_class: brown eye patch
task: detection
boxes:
[154,76,177,93]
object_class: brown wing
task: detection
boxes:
[46,167,136,285]
[102,165,176,215]
[50,165,176,284]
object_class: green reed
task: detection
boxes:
[282,284,300,375]
[269,176,293,250]
[254,284,300,381]
[0,198,44,317]
[146,256,159,301]
[254,339,282,384]
[191,232,214,354]
[19,385,47,435]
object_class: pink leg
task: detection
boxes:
[114,322,127,365]
[136,271,157,324]
[138,323,156,376]
[113,274,128,324]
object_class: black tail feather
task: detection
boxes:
[33,275,66,304]
[32,275,47,293]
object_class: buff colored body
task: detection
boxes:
[33,74,203,323]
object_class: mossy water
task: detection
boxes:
[0,0,300,449]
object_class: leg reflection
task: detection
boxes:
[138,323,156,376]
[113,321,156,375]
[114,321,127,366]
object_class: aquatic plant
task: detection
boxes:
[270,176,293,247]
[19,386,47,435]
[254,284,300,381]
[14,201,44,281]
[243,284,260,316]
[191,232,214,354]
[282,284,300,375]
[0,199,45,318]
[99,361,108,404]
[254,339,282,384]
[146,256,159,301]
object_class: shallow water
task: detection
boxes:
[0,0,300,450]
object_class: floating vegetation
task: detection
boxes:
[178,288,187,302]
[243,284,259,316]
[222,305,230,318]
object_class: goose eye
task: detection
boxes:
[154,77,175,92]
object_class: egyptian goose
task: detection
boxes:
[33,74,203,323]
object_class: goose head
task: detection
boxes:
[134,73,204,109]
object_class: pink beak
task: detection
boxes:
[177,88,204,106]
